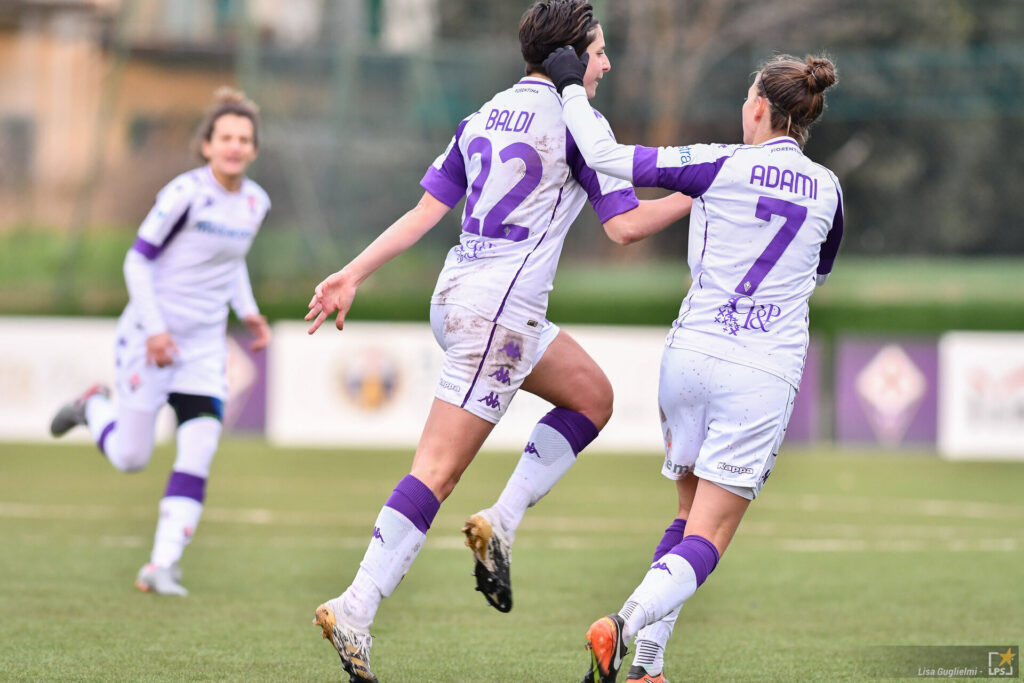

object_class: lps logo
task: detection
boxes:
[714,296,783,336]
[988,648,1016,677]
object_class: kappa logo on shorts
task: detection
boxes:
[478,392,501,410]
[372,526,385,544]
[489,367,512,385]
[717,462,754,475]
[651,561,672,575]
[498,342,522,360]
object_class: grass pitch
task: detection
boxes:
[1,440,1021,681]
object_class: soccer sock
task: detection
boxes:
[492,407,598,542]
[619,534,720,641]
[342,474,440,628]
[632,517,688,673]
[86,399,159,473]
[150,472,205,567]
[149,417,220,568]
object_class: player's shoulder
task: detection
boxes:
[242,177,271,207]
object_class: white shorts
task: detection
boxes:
[114,313,229,412]
[429,303,559,423]
[658,347,796,500]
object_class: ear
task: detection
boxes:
[754,96,769,123]
[200,138,212,161]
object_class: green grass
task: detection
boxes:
[1,440,1022,681]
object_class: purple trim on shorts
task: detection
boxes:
[668,534,720,587]
[164,470,207,503]
[652,517,687,562]
[97,421,116,455]
[461,322,499,409]
[384,474,440,534]
[538,407,599,456]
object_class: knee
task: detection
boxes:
[580,375,614,430]
[409,462,462,502]
[112,446,152,473]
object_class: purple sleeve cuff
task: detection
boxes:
[632,146,659,187]
[420,167,466,208]
[132,237,160,260]
[592,187,639,223]
[817,187,845,275]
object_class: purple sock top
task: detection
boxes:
[385,474,441,534]
[668,534,720,587]
[538,407,600,456]
[652,517,687,563]
[164,471,207,503]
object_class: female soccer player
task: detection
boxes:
[543,48,842,682]
[305,2,691,680]
[49,87,272,597]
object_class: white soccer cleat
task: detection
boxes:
[134,563,188,597]
[313,597,377,682]
[50,383,110,437]
[462,507,513,613]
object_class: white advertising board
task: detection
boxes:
[939,331,1024,459]
[267,321,667,453]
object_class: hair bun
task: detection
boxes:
[804,57,837,94]
[212,86,259,113]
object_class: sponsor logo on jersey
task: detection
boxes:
[676,146,692,164]
[664,459,689,477]
[714,296,783,335]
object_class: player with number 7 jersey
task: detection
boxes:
[544,45,843,682]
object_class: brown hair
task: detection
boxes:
[519,0,599,76]
[193,86,261,161]
[757,54,838,146]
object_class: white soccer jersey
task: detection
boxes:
[560,85,844,387]
[421,77,639,336]
[123,166,270,345]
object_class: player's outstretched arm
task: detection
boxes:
[306,191,450,334]
[603,193,693,246]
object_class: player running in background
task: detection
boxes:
[543,47,842,682]
[305,2,691,680]
[49,87,272,597]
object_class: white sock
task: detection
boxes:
[631,606,680,674]
[344,505,427,627]
[150,496,202,567]
[493,421,578,542]
[620,554,698,641]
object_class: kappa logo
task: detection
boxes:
[524,442,539,456]
[372,526,385,544]
[489,367,512,385]
[651,561,672,575]
[478,392,501,410]
[498,342,522,360]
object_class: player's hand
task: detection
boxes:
[243,313,271,351]
[305,269,358,334]
[145,332,179,367]
[542,46,589,95]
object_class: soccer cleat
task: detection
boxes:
[313,598,377,683]
[50,383,110,437]
[134,563,188,596]
[462,508,512,612]
[582,614,628,683]
[625,664,668,683]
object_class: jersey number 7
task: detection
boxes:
[735,196,808,296]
